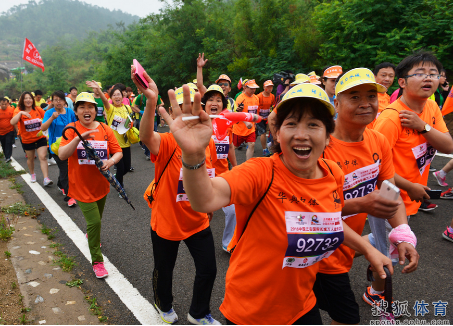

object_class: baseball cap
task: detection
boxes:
[335,68,387,96]
[290,74,310,86]
[276,83,335,116]
[215,74,232,84]
[323,65,343,79]
[264,80,274,87]
[244,79,259,89]
[75,92,97,104]
[4,96,10,102]
[175,86,195,105]
[187,82,198,91]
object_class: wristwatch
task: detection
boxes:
[420,124,431,134]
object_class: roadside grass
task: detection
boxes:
[2,202,40,219]
[66,279,83,287]
[8,177,23,194]
[0,160,25,179]
[85,295,107,322]
[40,224,57,240]
[0,215,14,241]
[53,250,76,272]
[4,250,11,258]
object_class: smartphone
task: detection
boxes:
[426,189,442,199]
[133,59,149,89]
[380,180,400,201]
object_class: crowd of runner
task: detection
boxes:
[0,49,452,325]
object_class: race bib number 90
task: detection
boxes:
[24,118,42,132]
[77,140,108,165]
[283,211,344,269]
[176,168,215,202]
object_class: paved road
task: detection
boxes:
[11,129,453,324]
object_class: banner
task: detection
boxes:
[22,38,45,72]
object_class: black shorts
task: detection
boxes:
[255,120,267,136]
[21,137,47,151]
[313,272,360,324]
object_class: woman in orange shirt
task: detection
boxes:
[163,83,393,325]
[10,92,51,185]
[59,92,123,279]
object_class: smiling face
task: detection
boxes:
[23,94,34,108]
[75,102,97,127]
[112,89,123,106]
[336,84,378,127]
[205,92,224,115]
[399,61,439,100]
[375,67,395,90]
[276,107,330,179]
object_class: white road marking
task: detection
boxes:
[10,158,163,325]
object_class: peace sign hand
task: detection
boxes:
[159,85,212,162]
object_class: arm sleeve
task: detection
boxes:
[377,133,395,181]
[43,110,51,123]
[373,111,401,148]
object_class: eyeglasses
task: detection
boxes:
[404,73,441,80]
[217,83,229,87]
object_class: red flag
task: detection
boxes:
[442,88,453,116]
[22,38,45,72]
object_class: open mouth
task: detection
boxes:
[210,107,218,114]
[293,146,312,158]
[83,114,92,121]
[421,84,432,91]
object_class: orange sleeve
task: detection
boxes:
[220,157,271,207]
[36,107,45,118]
[376,132,395,181]
[207,138,217,167]
[373,110,401,148]
[151,133,175,164]
[433,102,448,133]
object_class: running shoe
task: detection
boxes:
[43,177,53,187]
[429,167,436,172]
[47,157,57,166]
[441,188,453,199]
[362,286,402,318]
[442,227,453,243]
[433,171,448,187]
[12,144,16,148]
[67,198,76,207]
[145,156,150,161]
[5,158,11,163]
[154,304,178,324]
[129,166,135,172]
[58,187,66,196]
[187,313,221,325]
[92,262,108,278]
[418,201,437,212]
[30,173,37,183]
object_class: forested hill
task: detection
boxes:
[0,0,138,60]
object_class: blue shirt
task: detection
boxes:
[43,108,77,154]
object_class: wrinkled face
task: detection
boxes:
[112,89,123,106]
[336,84,378,127]
[323,78,336,97]
[398,61,439,100]
[23,94,34,108]
[244,86,255,96]
[264,85,273,94]
[276,110,329,179]
[375,67,395,90]
[217,80,231,96]
[205,93,223,115]
[70,89,78,97]
[76,102,96,126]
[52,96,65,110]
[0,100,8,110]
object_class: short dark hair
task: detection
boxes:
[40,103,47,109]
[34,89,43,96]
[0,97,7,102]
[272,98,335,154]
[69,86,78,92]
[373,62,396,76]
[109,86,124,98]
[113,83,126,92]
[52,90,66,103]
[18,92,36,111]
[395,50,443,79]
[126,86,132,92]
[201,89,228,111]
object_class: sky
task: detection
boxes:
[0,0,168,18]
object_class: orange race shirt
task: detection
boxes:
[150,133,217,241]
[374,99,448,215]
[212,128,233,176]
[321,128,394,274]
[219,154,345,325]
[368,93,390,129]
[13,107,46,144]
[60,121,122,202]
[233,93,259,136]
[257,92,275,120]
[0,106,15,135]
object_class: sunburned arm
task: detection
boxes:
[228,142,237,167]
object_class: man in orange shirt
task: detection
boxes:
[367,62,396,128]
[316,69,419,323]
[374,51,453,213]
[256,80,275,157]
[233,79,260,160]
[0,97,15,162]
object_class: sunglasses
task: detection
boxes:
[217,83,229,87]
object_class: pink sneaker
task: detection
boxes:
[93,262,108,278]
[433,171,448,187]
[67,198,76,207]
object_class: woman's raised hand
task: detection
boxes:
[197,53,208,68]
[160,85,212,159]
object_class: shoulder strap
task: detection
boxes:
[321,158,334,177]
[230,161,274,253]
[155,147,177,188]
